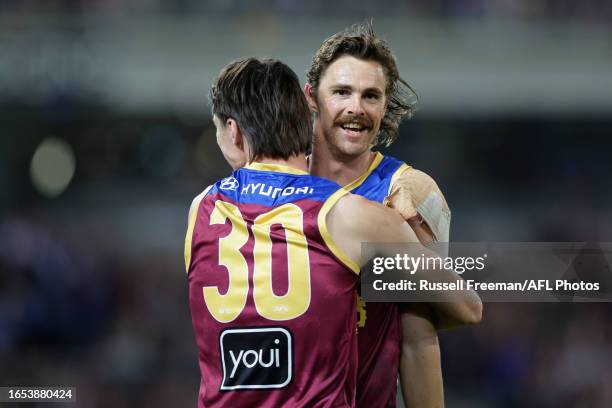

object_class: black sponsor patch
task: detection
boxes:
[220,327,292,390]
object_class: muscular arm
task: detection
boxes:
[399,303,444,408]
[328,193,480,407]
[386,168,481,329]
[399,214,445,407]
[326,194,482,323]
[387,168,473,407]
[397,194,444,407]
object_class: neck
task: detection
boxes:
[253,154,309,173]
[310,133,375,187]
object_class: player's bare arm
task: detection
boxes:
[399,303,444,408]
[385,167,460,406]
[327,193,483,324]
[386,168,478,329]
[385,168,446,407]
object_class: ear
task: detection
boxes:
[227,118,251,164]
[226,118,244,150]
[304,83,319,114]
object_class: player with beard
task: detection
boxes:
[305,23,481,407]
[186,57,481,407]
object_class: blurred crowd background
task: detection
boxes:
[3,0,612,20]
[1,1,612,407]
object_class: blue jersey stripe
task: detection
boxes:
[349,154,405,203]
[208,166,342,206]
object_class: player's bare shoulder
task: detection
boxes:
[390,167,449,211]
[386,166,451,243]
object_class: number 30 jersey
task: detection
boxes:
[185,162,360,408]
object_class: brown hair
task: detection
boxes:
[210,58,312,161]
[306,22,417,147]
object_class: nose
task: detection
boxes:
[346,94,365,116]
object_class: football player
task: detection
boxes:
[305,23,481,407]
[186,57,481,407]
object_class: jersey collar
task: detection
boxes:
[344,152,384,191]
[245,162,309,175]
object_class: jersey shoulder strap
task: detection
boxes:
[184,184,213,272]
[347,152,410,201]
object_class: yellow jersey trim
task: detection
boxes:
[388,163,411,195]
[245,162,308,175]
[317,188,361,275]
[344,152,385,191]
[184,185,212,273]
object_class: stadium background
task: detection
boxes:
[1,1,612,407]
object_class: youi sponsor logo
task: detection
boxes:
[220,327,292,390]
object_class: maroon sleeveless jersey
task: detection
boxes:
[185,162,361,407]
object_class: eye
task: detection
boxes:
[333,89,349,96]
[364,92,380,101]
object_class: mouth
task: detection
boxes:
[338,122,370,136]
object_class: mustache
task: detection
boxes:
[334,116,372,128]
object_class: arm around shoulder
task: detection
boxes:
[326,191,482,326]
[326,193,421,269]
